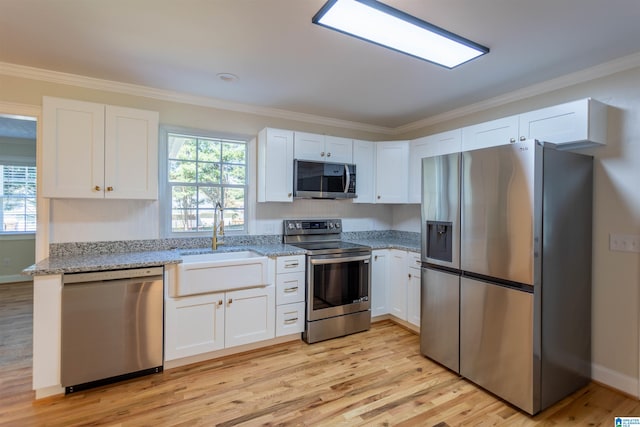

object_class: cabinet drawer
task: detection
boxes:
[276,271,305,305]
[276,302,305,337]
[276,255,305,273]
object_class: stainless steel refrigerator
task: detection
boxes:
[420,139,593,415]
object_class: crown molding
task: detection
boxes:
[2,52,640,138]
[0,62,396,136]
[396,51,640,134]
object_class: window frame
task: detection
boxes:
[159,126,250,238]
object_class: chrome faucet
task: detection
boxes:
[212,202,224,250]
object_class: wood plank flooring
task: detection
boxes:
[1,281,639,426]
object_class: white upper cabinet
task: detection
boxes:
[518,98,607,149]
[42,97,158,199]
[294,132,353,163]
[461,115,519,151]
[352,139,375,204]
[257,128,294,203]
[409,129,462,203]
[375,140,409,204]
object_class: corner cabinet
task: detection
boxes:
[42,96,159,199]
[375,141,409,203]
[257,128,294,202]
[352,139,375,204]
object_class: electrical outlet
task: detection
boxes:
[609,233,640,253]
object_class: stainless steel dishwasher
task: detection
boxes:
[61,267,164,393]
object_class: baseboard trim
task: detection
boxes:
[591,363,638,398]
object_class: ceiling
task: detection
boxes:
[1,0,640,130]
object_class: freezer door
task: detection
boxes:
[461,141,539,286]
[460,277,536,414]
[420,268,460,373]
[421,153,460,269]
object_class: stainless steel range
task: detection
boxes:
[283,219,372,343]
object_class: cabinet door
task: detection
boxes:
[352,139,375,204]
[325,135,353,163]
[257,128,294,202]
[276,301,305,337]
[370,249,389,317]
[407,267,421,327]
[388,249,408,320]
[104,106,159,199]
[518,98,607,147]
[42,97,105,198]
[461,115,519,151]
[164,293,225,361]
[375,141,409,203]
[225,286,275,348]
[409,130,461,203]
[294,131,325,161]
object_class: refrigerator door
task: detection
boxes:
[461,141,539,286]
[460,277,536,414]
[420,267,460,373]
[421,153,460,269]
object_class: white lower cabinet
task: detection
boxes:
[370,249,389,317]
[165,285,275,361]
[380,249,421,328]
[274,255,306,337]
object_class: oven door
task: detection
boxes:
[306,252,371,321]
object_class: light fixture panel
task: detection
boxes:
[313,0,489,69]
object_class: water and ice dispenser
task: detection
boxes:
[426,221,453,262]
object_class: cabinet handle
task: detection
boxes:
[228,298,233,305]
[284,318,298,324]
[106,186,114,192]
[287,192,292,198]
[217,300,223,306]
[320,151,325,157]
[284,286,298,293]
[374,255,378,261]
[520,136,526,141]
[377,195,381,200]
[408,273,412,279]
[510,138,516,143]
[94,186,101,191]
[284,261,299,268]
[327,152,331,157]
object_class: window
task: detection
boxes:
[166,131,247,234]
[0,165,36,233]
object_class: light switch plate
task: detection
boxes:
[609,233,640,253]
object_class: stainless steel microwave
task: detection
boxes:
[293,160,356,199]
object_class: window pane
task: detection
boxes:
[169,160,197,183]
[198,187,221,209]
[222,142,246,163]
[198,139,221,162]
[172,209,197,232]
[224,187,245,209]
[168,136,197,160]
[171,186,197,209]
[223,208,244,232]
[222,164,245,185]
[198,209,215,231]
[198,162,220,184]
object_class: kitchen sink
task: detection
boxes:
[171,250,268,297]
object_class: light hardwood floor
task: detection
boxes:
[1,281,639,426]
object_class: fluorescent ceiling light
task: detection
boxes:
[312,0,489,69]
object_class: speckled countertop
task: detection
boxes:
[24,231,419,276]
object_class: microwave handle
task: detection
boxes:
[344,164,351,194]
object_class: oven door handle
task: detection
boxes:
[310,254,370,265]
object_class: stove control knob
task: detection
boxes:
[295,222,302,229]
[328,223,334,229]
[335,222,341,229]
[287,222,295,230]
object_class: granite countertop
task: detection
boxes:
[24,244,307,276]
[24,231,419,276]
